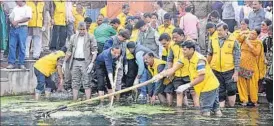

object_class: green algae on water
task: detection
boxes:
[96,104,175,117]
[1,95,71,112]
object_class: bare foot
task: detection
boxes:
[202,112,210,116]
[214,110,223,117]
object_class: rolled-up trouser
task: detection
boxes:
[25,34,42,58]
[213,69,237,102]
[265,78,273,103]
[50,25,67,50]
[200,88,220,113]
[96,63,112,91]
[64,61,72,89]
[114,63,123,91]
[139,69,149,96]
[34,68,56,93]
[125,59,138,87]
[71,60,91,90]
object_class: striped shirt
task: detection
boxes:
[197,60,206,75]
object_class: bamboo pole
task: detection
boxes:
[110,61,120,106]
[42,77,157,116]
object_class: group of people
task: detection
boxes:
[0,0,273,116]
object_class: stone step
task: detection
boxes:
[0,68,36,96]
[0,59,36,69]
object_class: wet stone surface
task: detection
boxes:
[1,95,273,125]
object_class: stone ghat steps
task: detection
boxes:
[0,60,36,96]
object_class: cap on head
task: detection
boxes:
[126,42,136,49]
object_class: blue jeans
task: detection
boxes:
[85,9,100,22]
[34,68,56,93]
[50,25,67,50]
[139,69,149,96]
[8,26,27,65]
[200,88,220,113]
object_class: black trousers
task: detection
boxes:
[124,59,138,88]
[50,25,67,50]
[95,63,112,91]
[265,79,273,103]
[223,19,237,33]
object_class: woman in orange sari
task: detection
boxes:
[237,29,263,107]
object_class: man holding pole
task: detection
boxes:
[95,46,122,105]
[127,42,157,104]
[154,41,222,116]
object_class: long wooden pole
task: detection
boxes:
[110,61,120,106]
[42,77,157,116]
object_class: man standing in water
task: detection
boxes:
[154,41,222,116]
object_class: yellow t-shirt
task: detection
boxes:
[157,24,175,38]
[117,12,131,27]
[100,6,107,17]
[88,23,98,34]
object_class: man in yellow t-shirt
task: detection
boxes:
[33,47,67,100]
[159,33,174,61]
[157,13,175,38]
[154,41,222,117]
[73,4,84,32]
[117,3,131,27]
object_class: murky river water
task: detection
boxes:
[1,95,273,125]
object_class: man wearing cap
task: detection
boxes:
[127,42,157,104]
[135,19,163,59]
[63,22,98,101]
[33,47,67,100]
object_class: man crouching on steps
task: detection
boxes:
[154,41,222,116]
[33,47,67,100]
[63,22,98,101]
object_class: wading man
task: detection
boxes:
[33,47,67,100]
[144,52,173,106]
[167,28,199,107]
[63,22,98,101]
[207,23,240,108]
[95,46,122,105]
[155,41,222,116]
[127,42,157,104]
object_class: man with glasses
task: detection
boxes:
[63,22,98,101]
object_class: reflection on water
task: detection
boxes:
[1,104,272,125]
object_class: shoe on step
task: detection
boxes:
[6,64,15,69]
[19,65,26,69]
